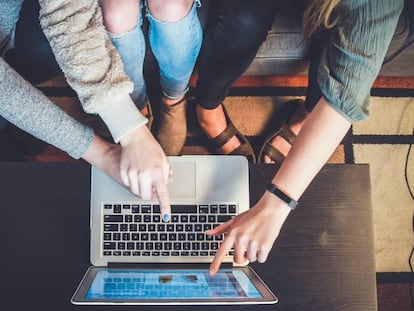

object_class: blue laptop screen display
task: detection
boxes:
[86,269,262,300]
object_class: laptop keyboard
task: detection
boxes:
[102,203,237,257]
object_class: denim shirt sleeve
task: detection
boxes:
[317,0,404,122]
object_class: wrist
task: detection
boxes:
[258,190,292,221]
[97,93,148,143]
[266,182,298,209]
[119,124,150,147]
[82,134,112,167]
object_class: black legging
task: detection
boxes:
[195,0,278,109]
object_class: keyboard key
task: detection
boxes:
[219,204,227,214]
[104,224,118,231]
[218,215,232,223]
[104,215,123,222]
[132,204,140,213]
[210,205,218,214]
[172,204,197,214]
[199,205,209,214]
[103,242,116,250]
[114,204,122,213]
[141,205,151,213]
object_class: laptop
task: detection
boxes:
[71,155,278,305]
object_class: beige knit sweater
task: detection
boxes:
[39,0,147,142]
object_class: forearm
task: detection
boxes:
[0,58,93,159]
[271,97,351,204]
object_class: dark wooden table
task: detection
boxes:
[0,162,376,310]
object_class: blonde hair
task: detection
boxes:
[302,0,341,37]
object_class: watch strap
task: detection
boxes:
[266,182,298,209]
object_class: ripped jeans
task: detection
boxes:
[108,0,203,110]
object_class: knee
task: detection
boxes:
[147,0,193,22]
[100,0,140,34]
[233,10,272,44]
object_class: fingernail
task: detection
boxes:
[264,158,271,164]
[163,213,170,222]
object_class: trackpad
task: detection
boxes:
[168,161,196,198]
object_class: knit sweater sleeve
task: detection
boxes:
[0,58,93,159]
[317,0,404,122]
[38,0,147,142]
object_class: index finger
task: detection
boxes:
[209,234,235,276]
[154,179,171,222]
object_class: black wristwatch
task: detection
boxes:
[266,182,298,209]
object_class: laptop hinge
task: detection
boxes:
[107,262,234,269]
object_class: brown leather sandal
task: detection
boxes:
[258,125,297,164]
[258,99,303,164]
[209,104,256,163]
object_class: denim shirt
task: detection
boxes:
[317,0,404,122]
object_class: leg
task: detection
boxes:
[146,0,202,155]
[195,0,276,159]
[147,0,201,103]
[259,31,328,163]
[99,0,151,119]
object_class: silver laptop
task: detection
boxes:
[72,155,277,305]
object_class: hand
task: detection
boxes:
[119,125,172,220]
[206,191,291,275]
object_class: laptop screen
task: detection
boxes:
[87,269,261,299]
[72,266,277,305]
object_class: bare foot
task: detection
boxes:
[264,103,309,163]
[196,104,241,154]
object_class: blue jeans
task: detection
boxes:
[108,1,202,110]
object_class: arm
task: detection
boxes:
[38,0,171,217]
[207,0,404,274]
[0,57,141,196]
[208,99,350,274]
[0,57,93,159]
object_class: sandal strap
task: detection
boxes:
[210,120,237,149]
[278,125,297,145]
[262,144,286,164]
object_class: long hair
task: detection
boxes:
[302,0,341,37]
